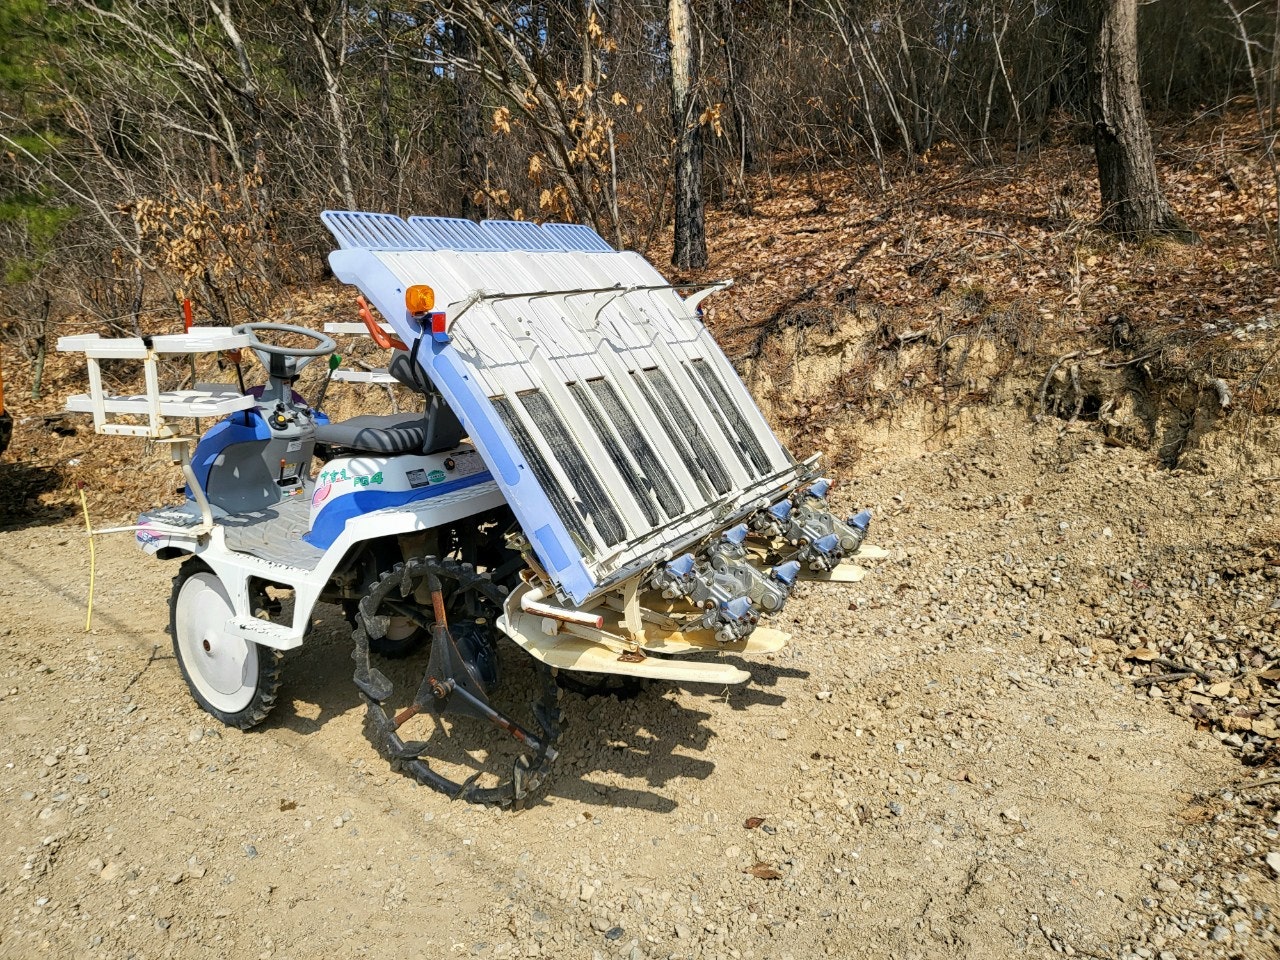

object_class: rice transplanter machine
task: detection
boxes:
[58,214,885,805]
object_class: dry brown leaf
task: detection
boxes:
[1127,648,1158,662]
[744,817,765,830]
[744,862,782,880]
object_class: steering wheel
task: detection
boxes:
[233,322,337,380]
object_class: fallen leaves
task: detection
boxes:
[743,862,782,880]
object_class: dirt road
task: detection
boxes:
[1,410,1276,960]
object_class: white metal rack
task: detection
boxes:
[322,321,399,383]
[57,328,254,438]
[57,326,254,535]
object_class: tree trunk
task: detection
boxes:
[1072,0,1196,241]
[30,290,51,401]
[455,24,484,221]
[298,0,356,209]
[209,0,273,225]
[378,4,396,168]
[667,0,707,270]
[716,0,752,197]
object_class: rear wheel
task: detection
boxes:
[343,599,426,659]
[352,557,561,807]
[170,558,282,729]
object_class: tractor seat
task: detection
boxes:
[313,413,432,455]
[314,346,466,456]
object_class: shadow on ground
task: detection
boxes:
[0,461,73,529]
[262,603,781,814]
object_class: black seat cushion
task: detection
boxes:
[314,413,428,455]
[420,394,465,453]
[314,397,466,456]
[389,350,434,393]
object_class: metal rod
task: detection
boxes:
[171,441,213,534]
[520,585,604,628]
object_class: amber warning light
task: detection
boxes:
[405,284,435,315]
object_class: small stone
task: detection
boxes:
[87,857,105,875]
[675,923,691,940]
[579,882,595,902]
[604,927,624,942]
[244,844,258,859]
[888,802,903,817]
[1209,926,1229,943]
[99,861,123,882]
[20,791,35,802]
[42,755,58,767]
[767,727,789,741]
[1155,877,1180,894]
[1266,852,1280,876]
[816,691,832,701]
[187,729,204,744]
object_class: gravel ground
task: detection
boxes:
[0,409,1276,960]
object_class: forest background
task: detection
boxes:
[0,0,1277,420]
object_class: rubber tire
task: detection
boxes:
[170,558,282,729]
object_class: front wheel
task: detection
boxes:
[170,559,282,729]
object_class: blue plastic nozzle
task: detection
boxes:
[771,560,801,586]
[805,478,832,499]
[667,553,696,577]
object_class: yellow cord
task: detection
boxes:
[79,488,95,633]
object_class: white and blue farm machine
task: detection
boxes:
[58,214,883,806]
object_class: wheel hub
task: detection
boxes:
[175,571,258,710]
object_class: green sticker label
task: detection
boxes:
[427,469,446,483]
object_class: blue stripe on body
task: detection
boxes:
[304,471,492,550]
